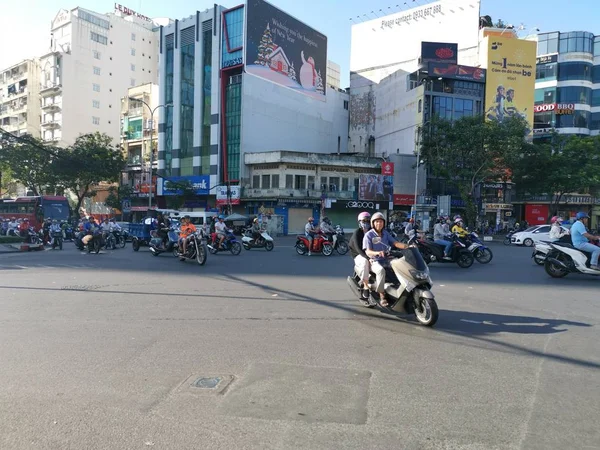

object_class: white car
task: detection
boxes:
[511,225,569,247]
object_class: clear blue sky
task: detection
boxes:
[1,0,599,87]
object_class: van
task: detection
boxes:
[168,211,217,228]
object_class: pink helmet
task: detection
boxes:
[357,212,371,222]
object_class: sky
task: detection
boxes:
[1,0,599,88]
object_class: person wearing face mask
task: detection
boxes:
[349,212,372,299]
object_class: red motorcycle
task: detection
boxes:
[295,232,333,256]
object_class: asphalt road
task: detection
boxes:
[0,238,598,450]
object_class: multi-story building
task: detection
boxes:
[119,83,159,210]
[326,60,341,90]
[533,31,600,138]
[39,6,162,146]
[156,0,350,214]
[0,59,41,137]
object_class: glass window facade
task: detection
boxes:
[592,90,600,107]
[557,86,591,104]
[79,10,110,29]
[535,88,556,105]
[433,96,453,120]
[180,26,195,176]
[90,31,108,45]
[201,24,213,174]
[225,78,241,181]
[556,110,590,128]
[534,112,555,129]
[536,32,559,56]
[593,66,600,83]
[559,31,594,54]
[221,7,244,68]
[558,62,592,81]
[164,34,174,175]
[536,63,557,81]
[595,37,600,57]
[432,96,474,120]
[591,112,600,130]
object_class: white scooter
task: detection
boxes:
[544,241,600,277]
[346,238,439,327]
[241,227,274,251]
[533,236,573,266]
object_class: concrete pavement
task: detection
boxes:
[0,240,598,449]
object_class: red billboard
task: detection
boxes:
[381,162,394,176]
[525,204,549,225]
[393,194,415,206]
[428,62,486,82]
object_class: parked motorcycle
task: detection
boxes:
[346,238,439,327]
[241,227,274,251]
[51,231,63,250]
[178,230,208,265]
[460,232,493,264]
[544,241,600,278]
[295,233,333,256]
[208,230,242,255]
[149,228,180,257]
[416,234,474,268]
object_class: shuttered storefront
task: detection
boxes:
[288,208,312,234]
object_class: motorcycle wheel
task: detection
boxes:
[544,255,569,278]
[242,242,250,250]
[118,236,126,248]
[93,239,101,254]
[336,241,349,255]
[172,246,180,257]
[264,241,274,252]
[132,238,140,251]
[150,247,159,256]
[295,242,307,255]
[475,247,493,264]
[322,243,334,256]
[58,239,63,251]
[196,244,207,266]
[456,252,474,268]
[503,237,512,246]
[231,242,242,255]
[533,252,545,266]
[208,244,218,255]
[414,295,439,327]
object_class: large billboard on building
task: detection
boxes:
[358,174,393,201]
[421,42,458,65]
[245,0,327,101]
[484,37,536,134]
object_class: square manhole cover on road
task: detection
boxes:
[178,374,234,395]
[218,363,371,425]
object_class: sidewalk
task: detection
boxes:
[0,244,22,254]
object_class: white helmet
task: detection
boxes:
[370,212,386,227]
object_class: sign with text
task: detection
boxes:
[429,62,486,82]
[421,42,458,65]
[161,176,210,196]
[381,162,395,176]
[393,194,415,206]
[536,54,558,65]
[215,185,241,205]
[245,0,327,101]
[114,3,152,22]
[484,203,513,210]
[533,103,575,114]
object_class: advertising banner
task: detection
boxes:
[245,0,328,101]
[358,174,393,201]
[485,37,536,134]
[393,194,415,206]
[525,204,549,225]
[381,162,394,176]
[428,62,486,82]
[215,185,241,206]
[421,42,458,65]
[536,54,558,65]
[161,176,210,196]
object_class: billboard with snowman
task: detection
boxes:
[245,0,328,101]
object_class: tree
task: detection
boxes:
[0,133,59,195]
[419,115,529,226]
[479,15,493,28]
[52,132,126,214]
[104,185,133,211]
[255,24,274,66]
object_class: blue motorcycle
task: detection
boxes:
[461,232,494,264]
[208,230,242,255]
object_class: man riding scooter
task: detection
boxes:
[250,218,263,245]
[571,211,600,271]
[320,216,337,249]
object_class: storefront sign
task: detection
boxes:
[421,41,458,65]
[533,103,575,114]
[114,3,152,22]
[533,127,553,135]
[381,162,394,176]
[346,201,375,209]
[484,203,512,210]
[162,176,210,196]
[482,183,504,189]
[536,54,558,65]
[428,62,486,82]
[393,194,415,206]
[215,185,241,206]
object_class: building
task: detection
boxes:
[533,31,600,138]
[326,60,341,90]
[156,0,350,211]
[119,83,159,210]
[39,6,161,147]
[0,59,41,137]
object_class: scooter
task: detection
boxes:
[333,225,349,255]
[242,227,274,251]
[533,235,572,266]
[460,232,493,264]
[346,238,439,327]
[416,234,474,268]
[149,228,180,257]
[544,241,600,278]
[208,230,242,255]
[50,231,63,250]
[295,232,333,256]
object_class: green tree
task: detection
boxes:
[479,15,493,28]
[104,185,133,211]
[52,132,126,214]
[419,115,529,226]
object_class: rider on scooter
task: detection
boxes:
[215,215,228,249]
[304,217,318,256]
[251,218,262,244]
[363,212,408,307]
[349,212,372,299]
[571,211,600,271]
[320,216,336,248]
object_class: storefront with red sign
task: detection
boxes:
[525,204,549,225]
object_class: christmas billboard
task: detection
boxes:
[245,0,328,101]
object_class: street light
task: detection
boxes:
[128,97,172,210]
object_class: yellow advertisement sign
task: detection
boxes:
[485,37,536,135]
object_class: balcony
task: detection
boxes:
[40,83,62,96]
[41,119,61,129]
[41,101,61,112]
[243,188,356,200]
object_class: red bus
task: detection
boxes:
[0,196,71,229]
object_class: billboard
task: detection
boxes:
[421,42,458,65]
[215,185,241,206]
[358,174,393,201]
[428,62,486,82]
[161,176,210,196]
[245,0,327,101]
[485,37,536,134]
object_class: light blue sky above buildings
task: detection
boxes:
[2,0,599,87]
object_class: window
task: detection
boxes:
[595,37,600,57]
[180,26,195,166]
[80,10,109,29]
[320,176,327,190]
[592,90,600,107]
[93,50,101,60]
[294,175,306,190]
[418,99,422,113]
[453,98,474,119]
[92,100,100,108]
[557,86,592,104]
[593,66,600,83]
[130,78,135,87]
[285,174,293,189]
[93,66,101,75]
[261,174,270,189]
[93,83,100,92]
[591,112,600,130]
[252,175,260,188]
[164,34,174,174]
[536,63,557,81]
[307,176,315,190]
[559,31,594,54]
[131,64,135,71]
[90,31,108,45]
[534,111,554,130]
[536,32,559,56]
[534,88,556,105]
[556,110,590,128]
[558,62,592,82]
[329,177,340,191]
[131,48,136,56]
[271,174,280,189]
[131,33,136,41]
[342,178,349,191]
[433,96,453,120]
[343,100,349,110]
[92,116,100,125]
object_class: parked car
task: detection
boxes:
[511,224,569,247]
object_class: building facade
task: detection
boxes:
[534,31,600,138]
[156,2,350,211]
[0,59,41,137]
[39,7,161,146]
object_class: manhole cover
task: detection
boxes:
[192,377,222,389]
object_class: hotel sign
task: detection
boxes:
[114,3,151,22]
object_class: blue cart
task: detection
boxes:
[129,223,152,251]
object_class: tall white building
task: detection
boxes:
[0,59,41,137]
[39,6,161,146]
[326,60,341,90]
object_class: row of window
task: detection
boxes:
[536,62,600,82]
[252,174,355,191]
[537,32,600,57]
[535,110,600,130]
[534,86,600,106]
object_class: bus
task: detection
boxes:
[0,196,71,229]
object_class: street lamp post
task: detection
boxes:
[128,97,172,211]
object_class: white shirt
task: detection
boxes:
[110,222,122,232]
[549,223,566,240]
[215,221,227,233]
[305,222,315,234]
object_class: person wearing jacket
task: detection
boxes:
[433,217,453,259]
[549,216,569,242]
[348,212,372,299]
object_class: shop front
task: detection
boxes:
[325,200,381,230]
[483,203,513,229]
[524,204,549,226]
[243,199,321,235]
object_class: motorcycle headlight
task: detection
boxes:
[409,269,429,281]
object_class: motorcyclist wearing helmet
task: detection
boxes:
[349,212,372,299]
[433,216,453,259]
[251,218,262,244]
[155,212,171,248]
[451,218,468,238]
[363,212,408,307]
[319,216,336,248]
[215,215,228,249]
[571,211,600,270]
[304,217,317,256]
[549,216,569,242]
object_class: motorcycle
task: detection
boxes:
[460,232,493,264]
[178,230,208,265]
[295,232,333,256]
[208,230,242,255]
[416,234,474,268]
[149,228,180,257]
[84,231,103,254]
[333,225,349,255]
[241,227,274,251]
[27,228,42,245]
[504,229,516,246]
[346,238,439,327]
[532,235,572,266]
[544,241,600,278]
[103,231,117,250]
[51,231,63,250]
